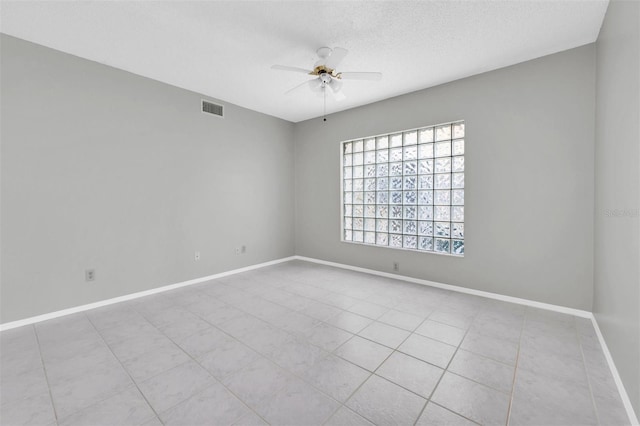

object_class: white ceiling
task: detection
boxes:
[1,1,608,123]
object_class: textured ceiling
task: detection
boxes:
[1,1,608,123]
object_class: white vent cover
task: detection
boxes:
[202,100,223,117]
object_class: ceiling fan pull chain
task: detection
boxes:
[323,86,327,122]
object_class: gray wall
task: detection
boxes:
[0,35,295,323]
[594,0,640,415]
[294,45,596,310]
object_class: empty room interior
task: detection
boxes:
[1,1,639,425]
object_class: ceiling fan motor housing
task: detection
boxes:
[319,72,332,84]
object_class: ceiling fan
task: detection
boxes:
[271,47,383,102]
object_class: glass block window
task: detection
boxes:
[341,121,465,256]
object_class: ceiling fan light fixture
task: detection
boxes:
[319,73,332,84]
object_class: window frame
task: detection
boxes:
[339,120,465,257]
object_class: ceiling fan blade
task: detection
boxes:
[325,47,348,70]
[310,79,324,92]
[272,64,313,74]
[284,78,320,95]
[339,72,383,81]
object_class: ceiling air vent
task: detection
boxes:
[202,100,224,117]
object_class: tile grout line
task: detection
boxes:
[232,272,413,424]
[322,314,419,425]
[326,319,411,424]
[200,322,346,425]
[205,294,375,425]
[504,306,527,426]
[32,324,61,424]
[391,303,452,426]
[280,276,502,425]
[319,290,482,426]
[298,292,435,424]
[127,294,273,426]
[438,362,513,398]
[142,277,408,425]
[123,295,272,425]
[41,313,160,424]
[84,313,167,425]
[575,318,603,425]
[411,294,484,426]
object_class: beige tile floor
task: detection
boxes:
[0,260,631,425]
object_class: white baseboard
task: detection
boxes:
[294,255,638,425]
[0,256,296,332]
[590,316,640,425]
[293,255,592,318]
[1,254,636,425]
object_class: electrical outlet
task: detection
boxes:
[85,269,95,282]
[195,251,201,261]
[393,262,399,272]
[235,247,241,255]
